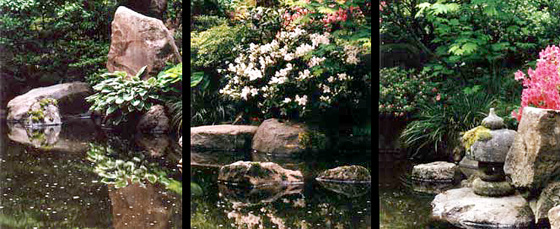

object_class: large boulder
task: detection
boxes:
[432,188,534,228]
[252,118,328,155]
[218,161,303,186]
[411,161,459,182]
[504,107,560,190]
[106,6,181,79]
[136,104,170,133]
[548,206,560,229]
[7,82,92,122]
[191,125,258,151]
[316,165,371,183]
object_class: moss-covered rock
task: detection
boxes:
[316,165,371,183]
[218,161,303,187]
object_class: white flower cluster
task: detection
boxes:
[344,45,361,65]
[219,27,363,118]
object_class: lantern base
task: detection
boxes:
[473,177,515,197]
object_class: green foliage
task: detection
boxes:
[87,143,182,195]
[87,64,182,127]
[192,15,228,31]
[461,125,492,152]
[401,92,497,159]
[379,67,439,117]
[191,24,246,69]
[86,68,160,126]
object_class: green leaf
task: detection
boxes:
[191,72,204,87]
[123,93,134,101]
[135,65,148,78]
[115,97,124,104]
[145,174,157,183]
[132,100,141,107]
[106,106,118,116]
[461,43,478,55]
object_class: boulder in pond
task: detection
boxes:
[431,188,534,228]
[218,161,303,186]
[7,82,92,121]
[316,165,371,183]
[548,205,560,229]
[107,6,181,79]
[191,125,258,151]
[504,107,560,190]
[411,161,459,183]
[136,105,170,134]
[252,118,329,155]
[24,98,62,126]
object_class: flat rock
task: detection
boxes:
[107,6,181,78]
[411,161,459,182]
[191,125,258,151]
[432,188,534,228]
[218,161,303,186]
[7,82,92,121]
[504,107,560,189]
[548,205,560,229]
[316,165,371,182]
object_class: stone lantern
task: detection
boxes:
[466,108,516,197]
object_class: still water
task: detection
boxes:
[191,150,372,228]
[0,117,182,228]
[379,157,460,228]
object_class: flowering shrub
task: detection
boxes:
[219,27,370,119]
[512,45,560,121]
[379,67,439,117]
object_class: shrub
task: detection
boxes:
[219,27,370,120]
[512,45,560,121]
[379,67,439,117]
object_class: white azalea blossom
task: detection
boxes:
[310,33,330,47]
[295,95,308,106]
[295,43,314,57]
[283,98,292,103]
[250,88,259,96]
[308,56,326,67]
[327,76,335,83]
[240,86,251,100]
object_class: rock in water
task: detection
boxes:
[107,6,181,79]
[431,188,534,228]
[252,118,328,155]
[136,105,170,134]
[218,161,303,186]
[316,165,371,182]
[504,107,560,190]
[191,125,258,151]
[411,161,459,182]
[7,82,92,122]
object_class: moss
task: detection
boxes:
[461,126,492,152]
[298,130,328,150]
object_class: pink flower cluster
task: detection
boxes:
[512,45,560,121]
[282,7,312,28]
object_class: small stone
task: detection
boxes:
[411,161,458,182]
[316,165,371,182]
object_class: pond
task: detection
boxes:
[191,149,372,228]
[379,155,464,229]
[0,117,183,228]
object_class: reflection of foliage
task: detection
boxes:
[86,143,182,195]
[0,213,44,228]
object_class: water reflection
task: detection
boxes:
[0,119,182,227]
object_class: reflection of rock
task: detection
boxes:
[432,188,534,228]
[219,161,303,186]
[316,165,371,182]
[7,118,97,152]
[109,182,175,229]
[7,82,92,121]
[219,183,303,207]
[317,180,370,198]
[191,151,246,168]
[135,133,171,157]
[411,180,456,194]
